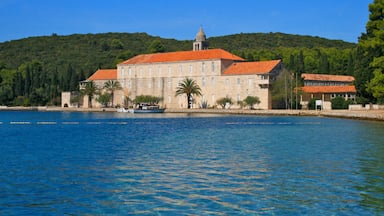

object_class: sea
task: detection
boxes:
[0,111,383,215]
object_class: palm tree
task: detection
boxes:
[80,81,98,108]
[175,77,202,109]
[104,80,122,107]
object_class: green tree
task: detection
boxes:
[96,92,111,107]
[216,97,232,109]
[149,40,165,53]
[80,81,98,108]
[243,96,261,109]
[104,80,122,107]
[175,77,202,109]
[359,0,384,103]
[134,95,163,105]
[366,70,384,103]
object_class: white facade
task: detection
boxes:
[115,58,281,109]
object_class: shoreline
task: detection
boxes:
[1,106,383,121]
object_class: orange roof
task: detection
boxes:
[302,73,355,82]
[300,86,356,93]
[223,60,281,75]
[88,69,117,81]
[119,48,244,65]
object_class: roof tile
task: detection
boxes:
[223,60,281,75]
[300,85,356,93]
[119,48,244,65]
[88,69,117,81]
[302,73,355,82]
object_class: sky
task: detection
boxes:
[0,0,373,43]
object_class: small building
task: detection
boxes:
[299,73,356,110]
[80,69,117,108]
[61,91,80,108]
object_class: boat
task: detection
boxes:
[116,107,134,113]
[133,103,165,113]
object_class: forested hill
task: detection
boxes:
[0,32,355,72]
[210,32,355,50]
[0,32,357,106]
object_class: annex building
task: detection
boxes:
[65,28,283,109]
[299,73,356,110]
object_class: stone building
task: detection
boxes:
[79,69,117,108]
[77,28,284,109]
[299,73,356,110]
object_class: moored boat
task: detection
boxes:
[133,103,165,113]
[116,107,134,113]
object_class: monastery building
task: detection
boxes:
[64,28,284,109]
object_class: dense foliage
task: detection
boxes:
[358,0,384,103]
[0,7,380,107]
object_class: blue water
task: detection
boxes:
[0,111,383,215]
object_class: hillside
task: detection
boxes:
[0,32,357,106]
[0,32,355,72]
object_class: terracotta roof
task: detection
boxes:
[300,85,356,93]
[87,69,117,81]
[223,60,281,75]
[119,48,244,65]
[302,73,355,82]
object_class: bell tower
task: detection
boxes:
[193,27,208,51]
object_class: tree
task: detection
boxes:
[134,95,163,105]
[149,40,165,53]
[359,0,384,103]
[243,96,260,109]
[175,77,202,109]
[216,97,232,109]
[104,80,122,107]
[366,70,384,103]
[80,81,98,108]
[96,92,111,107]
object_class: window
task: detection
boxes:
[202,77,206,87]
[211,62,215,73]
[179,65,182,76]
[226,79,229,86]
[237,78,241,85]
[202,62,206,74]
[189,65,193,76]
[149,68,152,77]
[248,78,253,87]
[128,67,132,77]
[168,66,172,77]
[167,80,171,88]
[158,67,162,77]
[211,77,215,86]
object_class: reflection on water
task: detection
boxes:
[355,123,384,214]
[0,111,383,215]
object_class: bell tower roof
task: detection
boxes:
[193,27,208,51]
[195,27,206,42]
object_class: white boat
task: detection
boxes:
[133,103,165,113]
[116,108,134,113]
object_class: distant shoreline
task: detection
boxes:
[0,106,383,122]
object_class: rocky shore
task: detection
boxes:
[1,106,383,121]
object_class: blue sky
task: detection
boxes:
[0,0,372,43]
